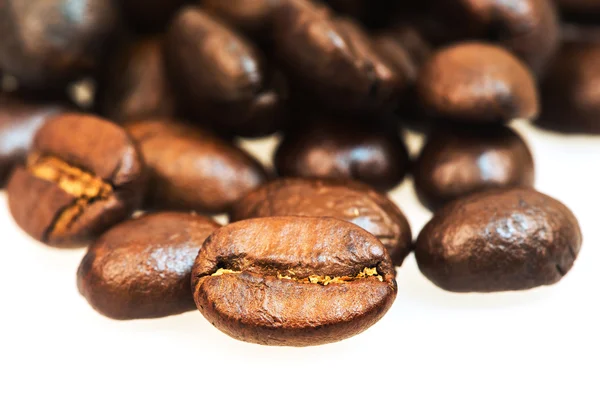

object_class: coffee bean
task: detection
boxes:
[165,7,284,137]
[0,95,64,186]
[97,36,177,124]
[537,41,600,133]
[120,0,188,32]
[415,188,582,292]
[375,23,433,72]
[0,0,120,89]
[126,120,268,214]
[414,123,535,210]
[273,0,403,114]
[192,216,397,346]
[417,42,539,123]
[203,0,278,36]
[7,113,146,247]
[77,212,220,320]
[231,178,412,265]
[274,116,409,191]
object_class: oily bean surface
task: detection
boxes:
[414,123,535,210]
[7,113,145,247]
[415,188,582,292]
[192,216,397,346]
[127,120,268,214]
[230,178,412,265]
[77,212,220,320]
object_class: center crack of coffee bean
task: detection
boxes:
[211,266,383,285]
[28,155,113,236]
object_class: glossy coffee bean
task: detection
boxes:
[7,114,145,247]
[97,37,177,124]
[414,124,535,210]
[537,42,600,133]
[230,178,412,265]
[436,0,559,74]
[77,212,220,320]
[273,0,403,114]
[0,0,120,89]
[192,216,397,346]
[165,7,284,137]
[127,120,268,214]
[119,0,189,32]
[203,0,278,35]
[416,188,582,292]
[0,95,64,186]
[275,117,409,191]
[417,42,539,123]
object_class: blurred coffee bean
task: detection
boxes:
[203,0,279,36]
[275,116,409,192]
[127,120,269,214]
[273,0,403,114]
[376,24,433,71]
[0,95,64,186]
[417,42,539,123]
[413,123,535,210]
[97,37,177,123]
[0,0,121,89]
[538,41,600,133]
[119,0,189,32]
[165,7,284,137]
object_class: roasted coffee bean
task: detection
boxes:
[127,120,268,214]
[273,0,403,114]
[230,178,412,265]
[417,42,539,123]
[165,7,284,137]
[203,0,278,36]
[275,117,409,191]
[0,0,120,89]
[77,212,220,320]
[0,95,64,186]
[119,0,188,32]
[192,216,397,346]
[435,0,559,74]
[415,188,582,292]
[375,23,433,72]
[7,113,145,247]
[537,41,600,133]
[414,124,535,210]
[97,37,177,124]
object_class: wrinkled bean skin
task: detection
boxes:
[7,113,145,247]
[537,42,600,133]
[192,217,397,346]
[417,43,539,123]
[273,0,403,114]
[119,0,189,32]
[416,188,582,292]
[97,37,177,124]
[0,0,120,89]
[230,178,412,265]
[0,95,63,186]
[127,120,268,214]
[414,124,535,210]
[77,212,220,320]
[165,7,284,137]
[275,117,410,191]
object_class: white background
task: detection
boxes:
[1,122,599,400]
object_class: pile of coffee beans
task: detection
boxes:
[0,0,588,347]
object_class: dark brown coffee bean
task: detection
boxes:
[0,95,64,186]
[417,42,539,123]
[415,188,582,292]
[414,124,535,210]
[97,37,177,124]
[230,178,412,265]
[77,212,220,320]
[192,216,397,346]
[127,120,268,214]
[7,113,145,247]
[537,41,600,133]
[273,0,403,114]
[275,117,409,191]
[119,0,189,32]
[0,0,120,89]
[203,0,278,35]
[165,7,284,138]
[375,23,433,72]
